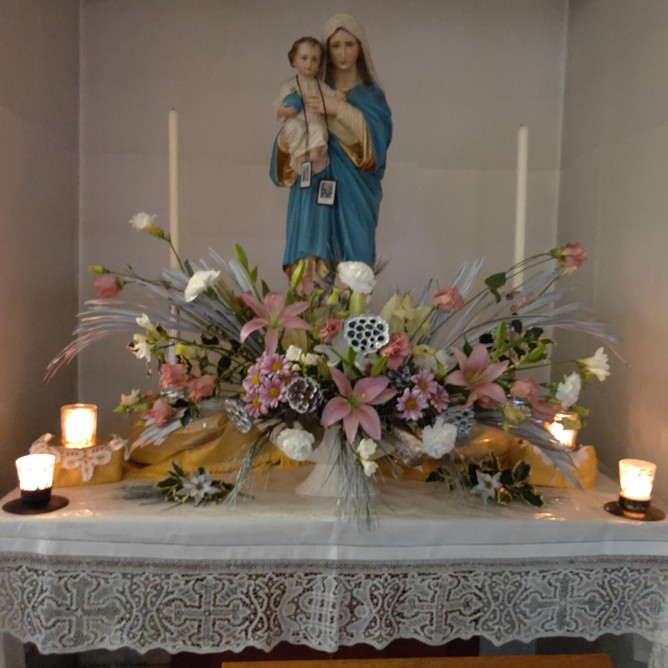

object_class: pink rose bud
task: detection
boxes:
[558,242,587,272]
[93,273,122,298]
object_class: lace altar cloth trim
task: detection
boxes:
[30,434,127,481]
[2,554,668,662]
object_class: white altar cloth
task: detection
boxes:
[1,470,668,665]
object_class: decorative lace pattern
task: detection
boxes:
[30,434,127,481]
[2,553,667,665]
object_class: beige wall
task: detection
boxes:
[76,0,568,434]
[559,0,668,496]
[0,0,79,494]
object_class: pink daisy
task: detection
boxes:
[397,388,428,421]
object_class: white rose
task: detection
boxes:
[336,261,376,294]
[302,353,320,366]
[421,417,457,458]
[285,345,303,362]
[357,438,377,460]
[556,372,582,408]
[275,426,315,461]
[184,270,220,302]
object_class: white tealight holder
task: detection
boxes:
[2,454,69,515]
[604,458,665,521]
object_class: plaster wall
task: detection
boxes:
[559,0,668,496]
[0,0,79,495]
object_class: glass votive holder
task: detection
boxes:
[61,403,97,447]
[605,458,665,521]
[16,453,56,507]
[545,411,579,449]
[619,458,655,511]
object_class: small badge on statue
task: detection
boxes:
[300,161,312,189]
[317,179,336,206]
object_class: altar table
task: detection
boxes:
[1,470,668,667]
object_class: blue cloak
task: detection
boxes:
[270,83,392,270]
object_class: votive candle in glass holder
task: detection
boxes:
[16,454,56,507]
[545,411,579,449]
[61,404,97,448]
[619,458,656,511]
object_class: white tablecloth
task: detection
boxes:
[1,470,667,665]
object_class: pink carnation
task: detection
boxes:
[93,273,122,298]
[188,375,216,402]
[142,397,175,428]
[558,242,587,272]
[380,332,412,370]
[319,319,344,344]
[433,286,464,313]
[510,378,540,404]
[159,363,189,390]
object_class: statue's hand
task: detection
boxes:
[303,93,341,116]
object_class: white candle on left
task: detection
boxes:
[168,109,180,268]
[513,125,529,288]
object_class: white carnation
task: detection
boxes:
[285,345,303,362]
[556,372,582,408]
[274,426,315,461]
[421,417,457,458]
[302,353,320,366]
[357,438,377,460]
[336,261,376,294]
[129,212,160,233]
[184,270,220,302]
[361,459,379,477]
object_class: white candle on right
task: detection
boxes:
[619,459,656,502]
[513,125,528,288]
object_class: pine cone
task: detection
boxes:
[286,376,323,414]
[386,364,413,390]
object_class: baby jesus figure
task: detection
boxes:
[274,36,344,177]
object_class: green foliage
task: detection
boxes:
[428,454,543,507]
[156,462,234,506]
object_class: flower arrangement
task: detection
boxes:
[48,214,614,520]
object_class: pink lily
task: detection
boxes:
[239,291,310,353]
[321,367,396,444]
[446,343,509,407]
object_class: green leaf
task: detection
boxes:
[290,260,306,293]
[520,343,548,365]
[234,244,249,270]
[485,272,507,303]
[370,356,388,376]
[261,279,270,297]
[497,488,512,505]
[512,460,531,483]
[521,487,544,507]
[172,462,185,478]
[184,259,194,277]
[495,321,508,347]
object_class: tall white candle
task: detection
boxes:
[168,109,180,268]
[513,125,528,288]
